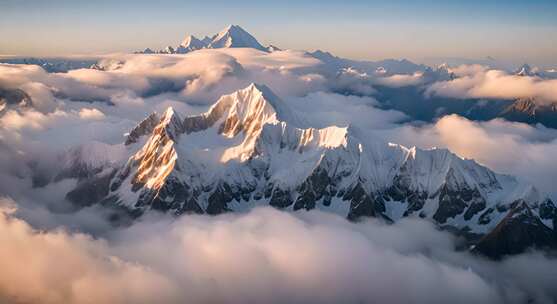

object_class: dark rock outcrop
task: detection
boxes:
[473,201,557,259]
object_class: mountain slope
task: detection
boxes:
[499,98,557,128]
[65,83,557,258]
[473,200,557,259]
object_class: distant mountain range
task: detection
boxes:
[0,57,96,73]
[46,83,557,259]
[136,25,279,54]
[308,49,430,76]
[368,85,557,129]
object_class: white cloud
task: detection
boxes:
[375,72,425,87]
[427,67,557,104]
[78,108,105,120]
[0,198,176,304]
[285,92,407,130]
[1,203,556,304]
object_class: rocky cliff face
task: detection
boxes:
[473,201,557,259]
[64,83,557,258]
[500,98,557,128]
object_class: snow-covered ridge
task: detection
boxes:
[130,84,545,204]
[63,83,557,257]
[179,35,207,53]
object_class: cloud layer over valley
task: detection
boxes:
[2,47,557,304]
[1,202,557,304]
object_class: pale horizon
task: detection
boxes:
[1,0,557,68]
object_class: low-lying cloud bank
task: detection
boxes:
[1,200,556,304]
[0,49,327,110]
[427,66,557,104]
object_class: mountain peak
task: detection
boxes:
[161,106,176,118]
[245,83,277,99]
[209,25,266,51]
[180,35,205,51]
[213,83,283,136]
[220,24,247,35]
[181,83,301,140]
[224,24,242,31]
[157,107,184,141]
[124,108,186,146]
[230,83,299,125]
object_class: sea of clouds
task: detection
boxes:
[1,200,557,304]
[1,49,557,303]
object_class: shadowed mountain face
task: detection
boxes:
[53,83,557,259]
[499,98,557,128]
[0,87,32,113]
[363,85,557,129]
[473,201,557,259]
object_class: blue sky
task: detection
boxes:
[1,0,556,67]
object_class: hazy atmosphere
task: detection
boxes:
[1,0,557,67]
[1,1,557,303]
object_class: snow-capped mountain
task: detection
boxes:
[137,25,275,54]
[177,35,207,53]
[207,25,267,50]
[62,83,557,258]
[514,64,540,77]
